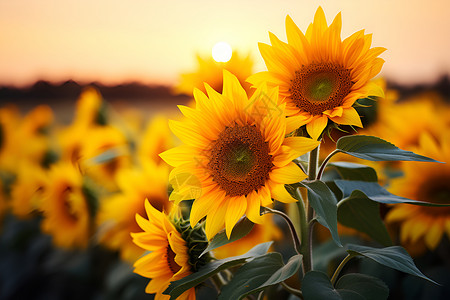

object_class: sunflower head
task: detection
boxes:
[79,126,131,191]
[248,7,386,140]
[132,201,209,299]
[74,87,108,127]
[161,70,320,239]
[10,161,48,219]
[175,51,254,96]
[138,115,176,166]
[97,162,171,262]
[386,132,450,251]
[40,162,97,249]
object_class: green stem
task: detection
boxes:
[281,282,304,299]
[330,254,354,286]
[264,207,301,254]
[302,145,320,273]
[316,149,342,180]
[295,189,309,275]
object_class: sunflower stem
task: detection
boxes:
[302,145,320,274]
[263,207,301,254]
[295,188,308,276]
[317,149,342,180]
[330,254,354,286]
[281,282,304,299]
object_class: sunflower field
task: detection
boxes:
[1,6,450,300]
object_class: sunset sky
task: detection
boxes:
[1,0,449,87]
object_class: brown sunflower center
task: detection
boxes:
[166,245,182,274]
[290,63,353,115]
[418,176,450,215]
[61,186,79,223]
[208,124,273,197]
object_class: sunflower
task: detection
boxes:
[248,7,385,140]
[175,51,254,96]
[0,105,21,171]
[73,87,106,127]
[97,161,171,262]
[132,200,196,300]
[10,161,48,219]
[138,115,176,166]
[40,162,92,249]
[386,132,450,251]
[366,92,449,151]
[161,70,320,239]
[79,125,131,191]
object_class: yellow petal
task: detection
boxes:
[246,191,263,224]
[306,115,328,140]
[225,195,247,238]
[269,161,307,184]
[159,146,193,167]
[222,69,248,103]
[425,219,444,250]
[286,114,313,133]
[283,136,321,157]
[259,185,273,207]
[270,183,297,203]
[205,199,227,240]
[385,206,413,223]
[190,191,223,226]
[168,120,209,149]
[329,107,362,128]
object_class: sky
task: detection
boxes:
[1,0,449,87]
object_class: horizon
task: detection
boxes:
[1,0,449,88]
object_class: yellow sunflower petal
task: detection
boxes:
[246,191,264,224]
[329,107,363,127]
[269,162,307,184]
[225,195,247,238]
[306,116,328,140]
[270,183,297,203]
[204,199,228,240]
[190,191,224,226]
[286,114,313,133]
[425,219,444,250]
[222,69,248,103]
[283,136,321,157]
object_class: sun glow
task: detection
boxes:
[212,42,232,63]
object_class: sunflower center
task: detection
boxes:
[166,245,182,274]
[208,124,273,197]
[61,186,79,223]
[419,176,450,214]
[290,63,353,115]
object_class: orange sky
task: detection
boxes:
[1,0,449,87]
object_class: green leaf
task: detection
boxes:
[336,135,439,162]
[337,190,392,246]
[218,253,302,300]
[300,180,341,247]
[335,273,389,300]
[335,180,450,206]
[302,271,364,300]
[328,162,378,182]
[164,242,272,299]
[200,217,254,257]
[346,244,439,285]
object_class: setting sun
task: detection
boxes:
[212,42,232,63]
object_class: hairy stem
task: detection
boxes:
[263,207,301,254]
[317,149,342,180]
[302,145,320,273]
